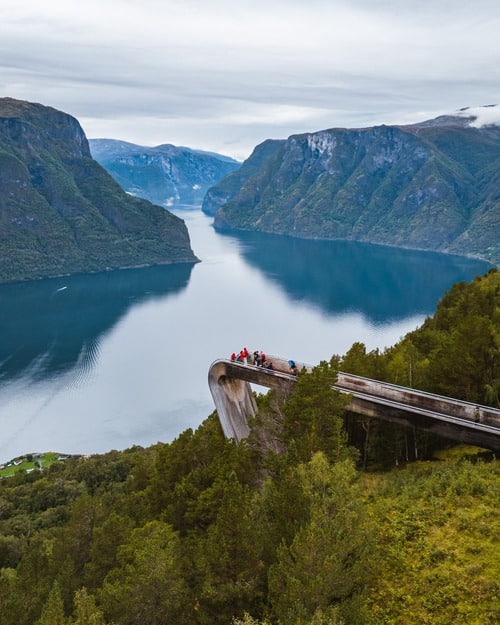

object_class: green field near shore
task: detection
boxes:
[0,452,70,478]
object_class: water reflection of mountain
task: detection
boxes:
[0,264,193,380]
[229,231,492,323]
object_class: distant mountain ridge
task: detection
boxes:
[89,138,240,208]
[0,98,197,284]
[203,110,500,265]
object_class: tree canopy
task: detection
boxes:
[0,269,498,624]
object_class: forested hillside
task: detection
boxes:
[0,270,498,625]
[205,113,500,266]
[338,268,500,466]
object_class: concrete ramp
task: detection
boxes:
[208,359,296,440]
[208,357,500,451]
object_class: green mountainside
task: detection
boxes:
[0,269,498,625]
[89,138,240,208]
[202,138,284,215]
[206,113,500,265]
[0,98,198,284]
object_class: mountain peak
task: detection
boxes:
[89,139,240,208]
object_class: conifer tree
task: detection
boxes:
[268,453,371,624]
[283,361,353,463]
[71,587,105,625]
[37,580,67,625]
[98,520,189,625]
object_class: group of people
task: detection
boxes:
[252,349,269,367]
[228,349,298,375]
[230,347,250,363]
[230,348,273,369]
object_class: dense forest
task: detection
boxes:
[0,269,498,624]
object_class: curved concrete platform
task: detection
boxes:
[208,357,500,451]
[208,358,296,440]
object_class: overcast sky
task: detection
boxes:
[1,0,499,160]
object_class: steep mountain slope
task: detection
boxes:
[202,138,284,215]
[208,112,500,265]
[90,138,240,208]
[0,98,198,283]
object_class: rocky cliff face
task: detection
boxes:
[0,98,198,283]
[209,112,500,265]
[90,139,240,208]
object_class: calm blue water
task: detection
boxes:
[0,209,492,461]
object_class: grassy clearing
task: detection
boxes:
[0,451,71,478]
